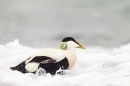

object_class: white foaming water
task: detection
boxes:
[0,40,130,86]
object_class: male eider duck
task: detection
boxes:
[10,37,86,75]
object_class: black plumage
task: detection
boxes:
[10,56,69,75]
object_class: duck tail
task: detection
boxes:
[10,62,22,70]
[10,66,18,70]
[10,61,27,73]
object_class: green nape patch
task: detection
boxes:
[60,42,68,50]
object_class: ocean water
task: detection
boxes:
[0,39,130,86]
[0,0,130,48]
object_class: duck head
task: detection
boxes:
[60,37,86,50]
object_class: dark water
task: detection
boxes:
[0,0,130,48]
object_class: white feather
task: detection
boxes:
[67,41,79,49]
[51,52,66,62]
[25,48,66,64]
[25,62,40,72]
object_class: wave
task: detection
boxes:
[0,40,130,86]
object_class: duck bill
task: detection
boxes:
[76,41,86,49]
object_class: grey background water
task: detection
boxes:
[0,0,130,48]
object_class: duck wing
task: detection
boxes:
[26,51,66,64]
[29,56,56,64]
